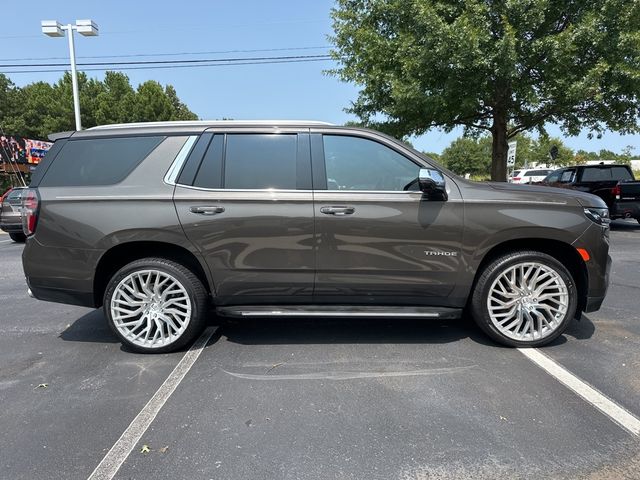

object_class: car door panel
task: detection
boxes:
[311,131,464,305]
[173,131,315,304]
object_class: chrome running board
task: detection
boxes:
[216,305,462,319]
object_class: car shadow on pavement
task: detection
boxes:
[218,315,500,347]
[59,309,119,344]
[546,314,596,346]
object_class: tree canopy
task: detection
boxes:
[330,0,640,181]
[0,72,197,139]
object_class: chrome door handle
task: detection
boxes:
[189,206,225,215]
[320,206,355,216]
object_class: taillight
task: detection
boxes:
[21,189,40,236]
[513,177,521,182]
[611,184,621,200]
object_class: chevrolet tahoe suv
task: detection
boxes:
[22,121,611,353]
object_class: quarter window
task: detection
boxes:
[224,134,297,189]
[40,136,164,187]
[322,135,420,191]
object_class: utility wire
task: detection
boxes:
[1,57,334,74]
[0,45,331,62]
[0,53,332,68]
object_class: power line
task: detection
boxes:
[0,53,332,68]
[1,57,334,74]
[0,45,331,62]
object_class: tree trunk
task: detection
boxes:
[490,107,509,182]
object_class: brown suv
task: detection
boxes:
[22,121,611,352]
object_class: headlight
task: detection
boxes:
[584,207,610,226]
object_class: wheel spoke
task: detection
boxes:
[486,261,569,342]
[111,269,192,349]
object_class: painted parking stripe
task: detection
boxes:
[519,347,640,436]
[87,327,217,480]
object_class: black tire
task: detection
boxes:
[470,250,577,348]
[103,257,208,353]
[9,232,26,242]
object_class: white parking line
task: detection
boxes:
[519,347,640,437]
[87,327,217,480]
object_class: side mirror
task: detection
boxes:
[418,168,448,200]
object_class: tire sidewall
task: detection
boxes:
[472,252,578,347]
[103,259,206,353]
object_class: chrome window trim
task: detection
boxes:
[163,135,198,185]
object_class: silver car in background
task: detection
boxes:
[0,187,27,242]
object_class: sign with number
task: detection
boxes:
[507,141,517,166]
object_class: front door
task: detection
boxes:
[311,131,464,306]
[174,130,315,304]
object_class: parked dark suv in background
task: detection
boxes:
[22,121,611,352]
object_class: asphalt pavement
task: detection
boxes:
[0,223,639,480]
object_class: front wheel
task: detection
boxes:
[104,258,208,353]
[470,251,577,347]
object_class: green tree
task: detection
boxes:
[330,0,640,181]
[440,136,491,176]
[0,72,198,139]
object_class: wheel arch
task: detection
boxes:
[93,241,212,307]
[469,238,588,316]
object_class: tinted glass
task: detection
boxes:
[512,170,522,177]
[29,139,67,186]
[560,170,575,182]
[193,135,224,188]
[545,170,561,182]
[224,134,297,189]
[323,135,420,191]
[7,189,25,200]
[611,166,633,181]
[40,136,163,187]
[581,167,612,182]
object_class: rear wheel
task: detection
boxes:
[9,232,26,242]
[470,251,577,347]
[104,258,208,353]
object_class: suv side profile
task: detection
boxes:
[22,121,611,353]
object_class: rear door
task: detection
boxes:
[310,130,463,306]
[173,129,315,304]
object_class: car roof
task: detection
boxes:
[50,120,337,140]
[87,120,334,130]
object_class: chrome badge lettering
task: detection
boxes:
[424,250,458,256]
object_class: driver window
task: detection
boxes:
[322,135,420,191]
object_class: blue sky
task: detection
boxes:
[1,0,638,155]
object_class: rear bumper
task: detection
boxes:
[0,221,24,233]
[611,201,640,219]
[27,282,95,308]
[22,239,100,308]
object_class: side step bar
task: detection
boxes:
[216,305,462,319]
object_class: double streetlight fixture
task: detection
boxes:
[41,19,99,131]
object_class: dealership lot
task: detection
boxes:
[1,224,639,480]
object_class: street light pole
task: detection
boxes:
[41,19,99,131]
[64,24,82,131]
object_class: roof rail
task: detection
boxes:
[88,120,335,130]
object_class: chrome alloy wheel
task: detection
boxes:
[110,269,192,348]
[486,262,569,342]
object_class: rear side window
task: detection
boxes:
[40,136,164,187]
[611,166,633,181]
[581,167,611,182]
[224,134,297,189]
